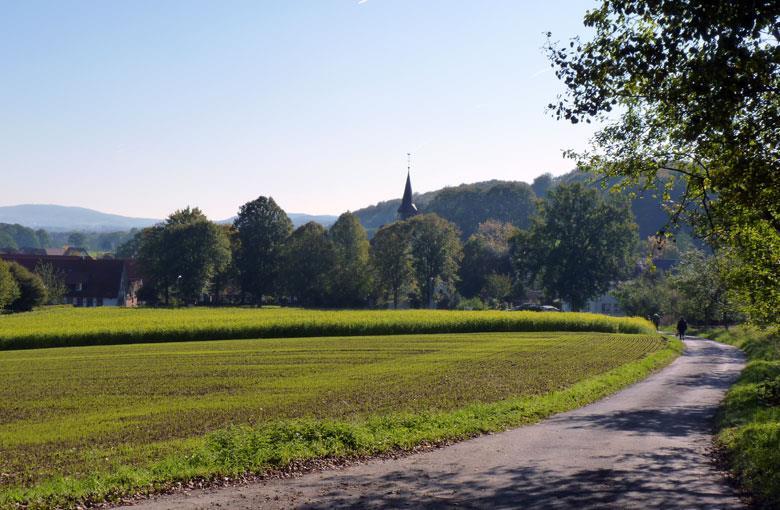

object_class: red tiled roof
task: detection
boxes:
[0,254,128,299]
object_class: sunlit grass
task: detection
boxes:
[704,326,780,508]
[0,331,677,509]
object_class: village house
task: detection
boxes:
[0,253,140,307]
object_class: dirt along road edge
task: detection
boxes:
[119,338,746,509]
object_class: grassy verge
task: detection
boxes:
[701,326,780,508]
[0,332,680,509]
[0,307,654,350]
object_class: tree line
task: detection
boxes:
[547,0,779,325]
[119,183,642,310]
[0,223,137,255]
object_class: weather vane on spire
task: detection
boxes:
[407,152,411,174]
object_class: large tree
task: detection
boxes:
[327,212,372,307]
[514,183,637,310]
[136,208,230,305]
[667,249,736,326]
[407,214,463,308]
[611,270,671,321]
[234,196,293,304]
[211,224,240,305]
[547,0,780,323]
[278,222,335,307]
[458,220,516,299]
[136,225,169,304]
[165,208,231,304]
[370,220,415,309]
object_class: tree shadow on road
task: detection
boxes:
[300,447,742,509]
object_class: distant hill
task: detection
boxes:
[288,213,338,228]
[1,171,686,242]
[0,205,159,233]
[0,205,339,234]
[218,213,338,229]
[353,172,688,241]
[353,180,511,235]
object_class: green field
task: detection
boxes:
[0,307,654,350]
[0,328,678,509]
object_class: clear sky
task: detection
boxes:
[0,0,597,220]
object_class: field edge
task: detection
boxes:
[0,335,683,510]
[0,307,655,351]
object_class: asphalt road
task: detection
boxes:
[119,338,746,510]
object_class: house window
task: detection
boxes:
[86,298,93,307]
[75,283,83,291]
[602,303,610,313]
[76,297,83,307]
[97,297,103,307]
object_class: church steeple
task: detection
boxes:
[397,153,419,221]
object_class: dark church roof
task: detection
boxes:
[397,171,419,220]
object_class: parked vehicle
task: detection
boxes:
[512,303,561,312]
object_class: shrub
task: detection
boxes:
[456,297,487,310]
[6,262,47,312]
[0,260,20,310]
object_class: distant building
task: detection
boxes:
[397,157,419,221]
[562,258,681,316]
[63,247,91,258]
[0,254,140,307]
[562,293,623,316]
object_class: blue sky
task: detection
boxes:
[0,0,597,219]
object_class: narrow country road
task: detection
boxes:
[120,338,746,509]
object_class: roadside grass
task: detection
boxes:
[702,326,780,509]
[0,307,654,350]
[0,331,680,509]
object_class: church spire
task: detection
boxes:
[397,153,419,220]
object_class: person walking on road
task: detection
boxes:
[676,317,688,340]
[651,313,661,331]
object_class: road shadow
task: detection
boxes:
[554,405,718,437]
[298,447,741,509]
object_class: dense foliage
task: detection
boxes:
[704,326,780,508]
[0,260,20,309]
[370,220,415,308]
[0,223,49,251]
[407,214,463,308]
[136,208,230,305]
[327,212,373,307]
[233,196,293,304]
[4,262,47,312]
[512,183,638,310]
[548,0,780,324]
[426,182,536,239]
[279,222,336,306]
[458,220,516,301]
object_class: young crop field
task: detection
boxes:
[0,306,654,350]
[0,330,680,509]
